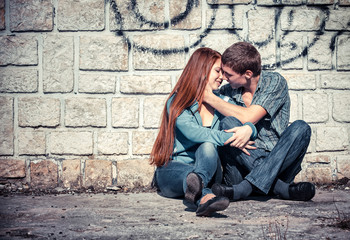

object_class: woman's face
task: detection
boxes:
[206,58,223,91]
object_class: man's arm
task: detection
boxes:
[205,90,267,124]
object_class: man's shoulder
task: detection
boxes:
[261,71,286,82]
[260,71,288,88]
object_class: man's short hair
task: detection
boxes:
[222,42,262,77]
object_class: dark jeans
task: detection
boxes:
[155,142,222,204]
[219,117,311,194]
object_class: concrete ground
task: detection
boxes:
[0,188,349,240]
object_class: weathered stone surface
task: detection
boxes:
[325,10,350,30]
[321,73,350,89]
[18,97,60,127]
[80,36,128,71]
[280,33,304,69]
[112,97,139,128]
[18,131,46,155]
[257,0,283,5]
[143,97,167,128]
[257,41,276,69]
[170,0,201,29]
[305,165,333,183]
[110,0,165,31]
[308,34,333,70]
[133,34,185,70]
[117,159,154,188]
[206,7,243,30]
[43,35,73,93]
[307,0,335,4]
[316,127,349,152]
[248,8,275,42]
[0,69,38,93]
[50,132,93,155]
[281,0,303,5]
[58,0,104,31]
[30,160,57,189]
[132,131,157,155]
[0,0,4,30]
[0,36,38,66]
[207,0,251,4]
[65,98,106,127]
[9,0,53,31]
[340,0,350,5]
[302,93,328,123]
[120,75,171,94]
[189,33,240,55]
[79,74,116,94]
[62,160,81,189]
[0,159,25,178]
[248,8,276,68]
[281,8,323,31]
[333,92,350,123]
[305,155,331,164]
[84,160,112,190]
[283,73,316,90]
[289,93,298,123]
[336,155,350,179]
[337,35,350,70]
[0,97,13,155]
[97,132,129,155]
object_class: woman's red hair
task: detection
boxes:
[150,48,221,167]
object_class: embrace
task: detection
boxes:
[149,42,315,217]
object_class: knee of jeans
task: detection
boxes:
[198,142,218,159]
[220,116,243,130]
[291,120,311,139]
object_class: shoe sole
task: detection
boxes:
[196,197,230,217]
[185,173,202,204]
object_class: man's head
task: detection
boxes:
[222,42,262,78]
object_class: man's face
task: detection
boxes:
[221,64,246,89]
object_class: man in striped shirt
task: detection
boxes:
[205,42,315,202]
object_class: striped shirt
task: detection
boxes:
[219,71,290,151]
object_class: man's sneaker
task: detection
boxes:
[212,183,234,201]
[288,182,316,201]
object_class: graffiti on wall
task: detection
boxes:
[109,0,347,68]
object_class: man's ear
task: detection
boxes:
[244,70,254,79]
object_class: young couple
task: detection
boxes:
[150,42,315,217]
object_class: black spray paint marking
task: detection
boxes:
[109,0,346,69]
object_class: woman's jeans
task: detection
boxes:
[155,142,222,204]
[219,117,311,194]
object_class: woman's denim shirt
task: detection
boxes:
[167,93,234,165]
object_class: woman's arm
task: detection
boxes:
[175,108,233,146]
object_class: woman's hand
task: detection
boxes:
[224,125,257,155]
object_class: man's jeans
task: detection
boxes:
[155,142,222,203]
[219,117,311,194]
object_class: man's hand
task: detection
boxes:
[224,125,257,155]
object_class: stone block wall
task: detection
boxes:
[0,0,349,192]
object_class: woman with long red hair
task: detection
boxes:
[150,48,256,217]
